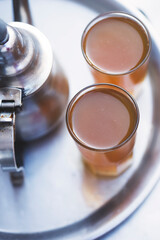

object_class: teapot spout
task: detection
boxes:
[12,0,33,25]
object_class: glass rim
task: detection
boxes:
[66,83,140,152]
[81,11,151,76]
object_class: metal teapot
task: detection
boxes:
[0,2,69,173]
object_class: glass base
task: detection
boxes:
[83,153,133,177]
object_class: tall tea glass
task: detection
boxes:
[66,84,139,176]
[81,12,151,96]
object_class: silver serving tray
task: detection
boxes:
[0,0,160,239]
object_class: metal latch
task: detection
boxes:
[0,88,23,172]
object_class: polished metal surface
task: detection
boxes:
[0,88,22,172]
[0,0,159,239]
[0,3,69,172]
[0,23,34,77]
[0,21,69,140]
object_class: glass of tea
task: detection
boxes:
[81,12,151,96]
[66,84,139,177]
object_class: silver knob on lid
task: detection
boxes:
[0,19,9,44]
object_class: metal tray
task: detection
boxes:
[0,0,160,239]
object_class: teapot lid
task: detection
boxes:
[0,21,53,97]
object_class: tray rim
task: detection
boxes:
[0,0,160,239]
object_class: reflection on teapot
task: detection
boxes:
[0,16,69,172]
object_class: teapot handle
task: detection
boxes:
[12,0,33,25]
[0,88,23,172]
